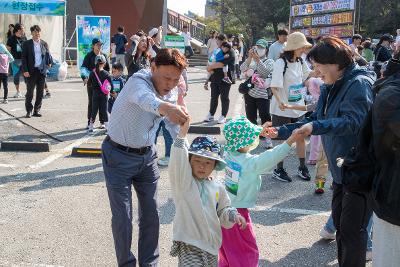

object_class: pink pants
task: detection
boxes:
[219,208,259,267]
[308,135,321,162]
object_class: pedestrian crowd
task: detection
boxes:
[1,23,53,117]
[94,22,400,267]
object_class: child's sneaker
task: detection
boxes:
[2,99,8,104]
[315,177,326,194]
[204,113,214,122]
[222,77,232,84]
[87,122,94,133]
[272,168,292,182]
[43,92,51,98]
[99,123,106,129]
[319,227,336,240]
[297,166,311,181]
[217,115,226,124]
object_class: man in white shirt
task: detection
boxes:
[181,25,194,58]
[268,29,288,61]
[21,25,51,118]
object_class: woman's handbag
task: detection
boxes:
[238,77,254,94]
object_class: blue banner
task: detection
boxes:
[0,0,65,16]
[76,16,111,73]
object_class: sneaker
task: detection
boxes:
[204,113,214,122]
[222,77,232,84]
[88,123,94,133]
[14,92,21,98]
[272,168,292,182]
[366,250,372,261]
[260,137,273,149]
[99,123,106,129]
[297,166,311,181]
[157,157,170,167]
[32,112,42,117]
[319,227,336,240]
[2,99,8,104]
[204,83,209,90]
[315,178,326,194]
[217,115,226,124]
[43,92,51,99]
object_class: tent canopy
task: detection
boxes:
[0,0,65,16]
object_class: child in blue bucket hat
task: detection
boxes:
[219,115,304,266]
[168,117,247,266]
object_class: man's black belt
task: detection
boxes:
[106,136,151,155]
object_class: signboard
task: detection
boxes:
[164,35,185,53]
[76,15,111,73]
[0,0,65,16]
[290,0,355,39]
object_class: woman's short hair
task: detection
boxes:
[306,36,353,70]
[154,48,187,71]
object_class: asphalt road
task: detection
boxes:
[0,67,372,267]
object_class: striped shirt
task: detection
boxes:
[240,57,274,99]
[107,69,178,148]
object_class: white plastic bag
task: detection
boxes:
[57,61,68,81]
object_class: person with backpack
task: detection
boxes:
[269,32,313,182]
[0,42,14,103]
[264,36,376,267]
[87,55,113,132]
[240,38,274,149]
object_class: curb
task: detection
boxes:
[71,146,102,158]
[189,125,221,135]
[0,141,50,152]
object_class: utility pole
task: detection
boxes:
[220,0,225,33]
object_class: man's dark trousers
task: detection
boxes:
[102,138,160,267]
[332,183,372,267]
[25,68,45,114]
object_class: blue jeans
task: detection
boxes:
[155,120,173,158]
[325,213,373,251]
[102,139,160,267]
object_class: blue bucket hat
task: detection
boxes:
[188,136,226,171]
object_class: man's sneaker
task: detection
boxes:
[222,77,232,84]
[319,227,336,240]
[366,250,372,261]
[217,115,226,124]
[157,157,170,167]
[99,123,106,129]
[204,113,214,122]
[2,99,8,104]
[298,166,311,181]
[272,168,292,182]
[260,137,273,149]
[315,177,326,194]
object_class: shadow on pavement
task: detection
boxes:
[259,240,337,267]
[0,163,104,191]
[159,198,175,225]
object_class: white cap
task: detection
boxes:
[148,28,158,38]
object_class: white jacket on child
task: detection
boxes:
[169,137,237,255]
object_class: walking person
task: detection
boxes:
[6,23,27,98]
[207,30,218,58]
[268,29,288,61]
[240,39,275,149]
[269,32,313,182]
[204,34,235,124]
[102,48,189,267]
[181,25,194,58]
[81,38,110,128]
[0,42,14,103]
[111,26,128,70]
[21,25,52,118]
[264,36,376,267]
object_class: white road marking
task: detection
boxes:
[27,134,100,171]
[0,164,16,168]
[253,205,331,216]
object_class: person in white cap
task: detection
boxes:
[269,31,313,183]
